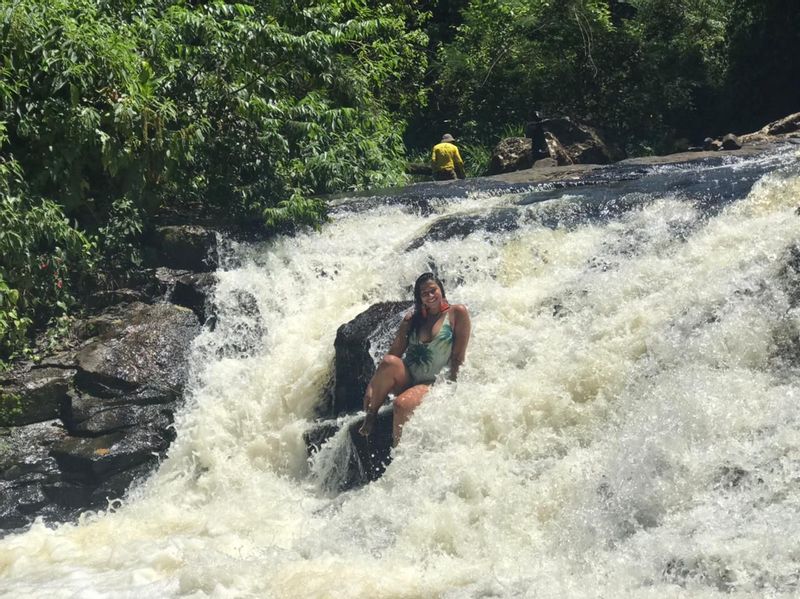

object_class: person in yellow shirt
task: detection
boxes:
[431,133,466,181]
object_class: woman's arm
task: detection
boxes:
[449,304,471,381]
[386,313,412,358]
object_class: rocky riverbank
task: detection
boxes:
[0,227,217,532]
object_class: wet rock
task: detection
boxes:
[0,367,75,427]
[721,133,742,150]
[0,421,67,531]
[349,408,394,483]
[304,420,342,454]
[662,556,736,592]
[328,301,412,416]
[148,225,218,272]
[716,465,748,489]
[72,305,134,341]
[50,425,171,484]
[405,208,520,251]
[62,388,174,437]
[42,459,155,514]
[74,302,200,398]
[778,243,800,308]
[1,302,197,532]
[169,272,217,323]
[86,288,150,310]
[305,408,394,491]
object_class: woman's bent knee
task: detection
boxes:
[380,354,404,369]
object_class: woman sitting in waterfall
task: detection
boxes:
[358,272,471,445]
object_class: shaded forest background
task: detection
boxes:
[1,0,798,363]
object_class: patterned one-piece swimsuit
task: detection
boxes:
[403,312,454,384]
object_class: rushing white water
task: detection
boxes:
[3,149,800,598]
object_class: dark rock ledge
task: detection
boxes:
[0,225,217,534]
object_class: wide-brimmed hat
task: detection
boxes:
[441,133,456,142]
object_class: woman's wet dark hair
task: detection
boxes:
[411,272,446,333]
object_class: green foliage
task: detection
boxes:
[0,391,23,425]
[0,0,430,363]
[459,142,491,178]
[0,193,95,361]
[0,277,29,361]
[0,0,429,232]
[420,0,791,155]
[96,196,144,275]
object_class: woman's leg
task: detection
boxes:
[358,355,411,437]
[362,355,411,413]
[392,384,430,446]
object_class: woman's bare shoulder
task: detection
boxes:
[450,303,469,314]
[449,303,470,322]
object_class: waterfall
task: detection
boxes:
[1,148,800,598]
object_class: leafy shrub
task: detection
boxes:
[0,193,95,361]
[0,0,428,232]
[459,142,491,178]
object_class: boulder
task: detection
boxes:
[74,302,200,399]
[544,132,574,165]
[304,407,394,492]
[148,225,218,272]
[721,133,742,151]
[0,367,75,427]
[488,137,534,175]
[1,301,200,533]
[405,208,520,251]
[172,272,216,322]
[62,388,175,437]
[488,117,614,175]
[538,117,615,164]
[329,301,413,415]
[86,288,150,310]
[50,425,172,483]
[761,112,800,136]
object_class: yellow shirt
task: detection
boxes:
[431,142,464,173]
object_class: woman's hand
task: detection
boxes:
[358,411,377,436]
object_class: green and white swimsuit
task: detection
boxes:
[404,312,454,384]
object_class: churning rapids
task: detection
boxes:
[3,146,800,598]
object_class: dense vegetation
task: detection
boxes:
[1,0,798,364]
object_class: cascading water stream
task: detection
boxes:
[2,147,800,598]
